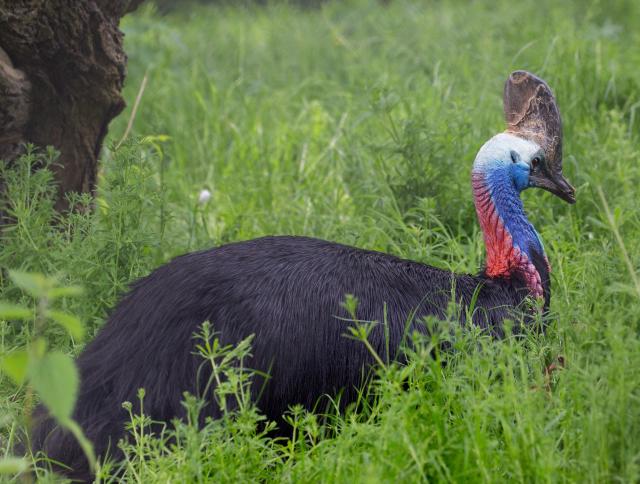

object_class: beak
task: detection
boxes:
[529,169,576,204]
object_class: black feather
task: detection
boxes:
[30,235,539,481]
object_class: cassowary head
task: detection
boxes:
[473,71,576,204]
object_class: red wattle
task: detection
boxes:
[472,172,544,298]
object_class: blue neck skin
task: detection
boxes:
[483,165,545,263]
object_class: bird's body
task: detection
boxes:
[31,235,538,479]
[29,71,576,482]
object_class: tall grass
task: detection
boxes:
[2,0,640,481]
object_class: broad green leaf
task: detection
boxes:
[31,337,47,359]
[48,286,84,299]
[0,350,29,385]
[29,351,78,422]
[48,310,85,341]
[0,457,29,474]
[9,271,48,298]
[0,302,31,320]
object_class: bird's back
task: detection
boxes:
[79,235,524,417]
[31,236,527,480]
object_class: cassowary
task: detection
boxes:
[30,71,575,481]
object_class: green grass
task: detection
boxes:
[2,0,640,481]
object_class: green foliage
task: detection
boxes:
[0,457,28,475]
[97,324,280,482]
[3,0,640,481]
[0,271,94,477]
[28,351,78,422]
[1,350,28,386]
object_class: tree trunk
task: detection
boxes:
[0,0,144,212]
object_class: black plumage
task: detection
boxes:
[31,236,538,480]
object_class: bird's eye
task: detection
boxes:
[510,150,518,163]
[531,157,540,169]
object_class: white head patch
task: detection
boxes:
[473,133,540,172]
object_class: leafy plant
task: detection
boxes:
[104,323,280,482]
[0,271,94,477]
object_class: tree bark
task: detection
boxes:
[0,0,144,211]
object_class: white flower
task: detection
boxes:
[198,189,211,205]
